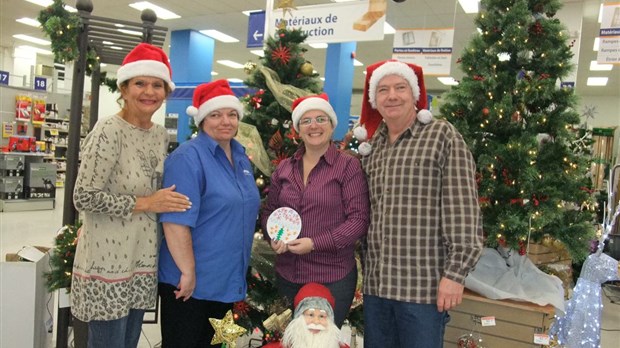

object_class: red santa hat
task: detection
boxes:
[293,283,336,320]
[186,79,244,125]
[359,59,432,140]
[116,43,175,90]
[291,93,338,132]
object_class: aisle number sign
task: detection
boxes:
[0,70,8,85]
[34,76,47,91]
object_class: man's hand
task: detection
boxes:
[436,277,464,312]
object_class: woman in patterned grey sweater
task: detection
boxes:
[70,43,191,348]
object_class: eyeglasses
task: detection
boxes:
[299,115,330,127]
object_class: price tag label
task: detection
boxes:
[0,70,9,85]
[480,316,496,327]
[533,333,550,345]
[49,129,59,136]
[34,76,47,91]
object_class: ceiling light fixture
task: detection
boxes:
[24,0,76,12]
[586,77,608,86]
[590,60,613,71]
[216,60,245,69]
[438,77,459,85]
[458,0,480,14]
[13,34,51,46]
[128,1,180,20]
[16,17,41,27]
[117,29,142,36]
[593,37,600,51]
[200,30,239,43]
[309,43,328,49]
[250,50,265,57]
[17,45,53,55]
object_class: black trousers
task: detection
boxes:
[159,282,233,348]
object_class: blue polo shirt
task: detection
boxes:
[158,131,260,302]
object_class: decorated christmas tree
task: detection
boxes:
[440,0,596,262]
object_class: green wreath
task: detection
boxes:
[38,0,118,91]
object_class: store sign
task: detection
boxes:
[265,0,384,44]
[597,3,620,64]
[247,11,266,48]
[392,28,455,76]
[34,76,47,91]
[0,70,8,85]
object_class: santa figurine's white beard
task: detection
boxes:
[281,315,342,348]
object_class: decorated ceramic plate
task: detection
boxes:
[266,207,302,243]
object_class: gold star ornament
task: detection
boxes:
[209,310,247,348]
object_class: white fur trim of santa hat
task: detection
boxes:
[186,80,244,125]
[116,43,175,90]
[293,297,335,321]
[368,60,420,109]
[291,93,338,132]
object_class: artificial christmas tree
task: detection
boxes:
[440,0,596,263]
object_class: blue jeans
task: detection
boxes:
[87,309,145,348]
[363,295,449,348]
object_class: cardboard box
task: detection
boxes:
[444,289,554,348]
[24,162,56,198]
[1,246,51,348]
[0,176,23,193]
[0,154,25,170]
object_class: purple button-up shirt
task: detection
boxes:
[261,144,370,283]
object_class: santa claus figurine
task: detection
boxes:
[264,283,349,348]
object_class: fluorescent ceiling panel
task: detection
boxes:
[200,30,239,43]
[13,34,51,46]
[17,45,52,55]
[309,43,328,49]
[129,1,180,20]
[217,60,245,69]
[250,50,265,57]
[586,77,608,86]
[458,0,480,14]
[590,61,613,71]
[438,77,459,85]
[16,18,40,27]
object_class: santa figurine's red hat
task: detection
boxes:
[356,60,432,144]
[186,79,244,125]
[116,43,175,90]
[293,283,336,320]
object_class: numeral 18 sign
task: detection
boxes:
[34,76,47,91]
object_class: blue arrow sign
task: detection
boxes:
[247,11,266,48]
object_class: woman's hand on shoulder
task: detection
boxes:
[135,184,192,213]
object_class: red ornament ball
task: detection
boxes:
[482,108,490,116]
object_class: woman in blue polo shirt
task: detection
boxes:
[158,79,260,347]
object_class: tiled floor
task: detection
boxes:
[1,189,618,347]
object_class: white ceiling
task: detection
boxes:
[1,0,618,106]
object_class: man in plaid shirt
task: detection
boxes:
[355,60,484,347]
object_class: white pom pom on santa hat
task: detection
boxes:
[186,105,198,117]
[353,125,368,141]
[417,109,433,124]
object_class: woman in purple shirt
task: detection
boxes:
[261,93,370,328]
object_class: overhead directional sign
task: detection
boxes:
[247,11,266,48]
